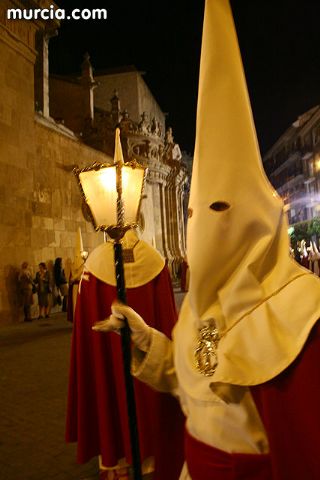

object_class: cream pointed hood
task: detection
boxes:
[175,0,320,400]
[71,227,87,282]
[72,227,84,271]
[85,229,165,288]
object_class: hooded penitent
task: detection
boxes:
[68,227,86,319]
[72,227,85,273]
[175,0,320,400]
[66,228,185,479]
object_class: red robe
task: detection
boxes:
[185,320,320,479]
[65,266,184,480]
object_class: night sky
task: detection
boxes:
[49,0,320,155]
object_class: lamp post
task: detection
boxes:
[74,128,147,480]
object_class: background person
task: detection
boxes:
[67,227,87,322]
[18,261,34,322]
[34,262,50,319]
[54,257,68,312]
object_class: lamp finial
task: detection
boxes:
[114,128,124,167]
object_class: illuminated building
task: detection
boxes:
[263,106,320,224]
[0,0,187,323]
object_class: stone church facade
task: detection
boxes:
[0,0,188,324]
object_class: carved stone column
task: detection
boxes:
[80,53,97,126]
[164,165,188,279]
[33,6,59,116]
[146,160,171,258]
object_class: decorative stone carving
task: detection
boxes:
[165,127,174,145]
[130,140,151,158]
[120,110,136,133]
[138,111,150,134]
[81,52,95,85]
[151,116,162,137]
[150,117,157,135]
[110,90,121,125]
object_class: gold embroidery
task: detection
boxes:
[195,321,219,377]
[195,273,310,376]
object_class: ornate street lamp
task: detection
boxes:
[74,128,147,480]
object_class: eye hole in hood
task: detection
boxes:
[210,201,230,212]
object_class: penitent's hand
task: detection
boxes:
[92,302,152,352]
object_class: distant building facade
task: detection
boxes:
[263,106,320,224]
[50,61,188,273]
[0,0,188,324]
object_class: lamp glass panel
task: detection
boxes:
[79,166,117,226]
[122,166,145,223]
[79,165,145,227]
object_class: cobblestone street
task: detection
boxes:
[0,292,186,480]
[0,313,99,480]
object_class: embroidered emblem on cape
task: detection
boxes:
[122,248,135,263]
[195,321,219,376]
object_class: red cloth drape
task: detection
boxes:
[251,319,320,480]
[185,429,271,480]
[65,266,184,480]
